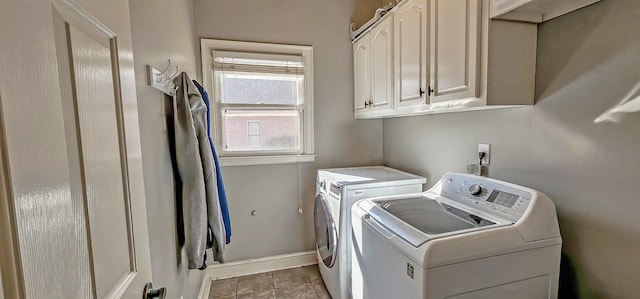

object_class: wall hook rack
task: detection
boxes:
[147,60,179,96]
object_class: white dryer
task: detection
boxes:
[314,166,426,299]
[351,173,562,299]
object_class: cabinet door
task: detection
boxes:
[394,0,429,109]
[353,33,371,115]
[370,16,393,112]
[430,0,481,103]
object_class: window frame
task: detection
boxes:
[201,39,315,166]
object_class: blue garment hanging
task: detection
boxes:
[193,80,232,244]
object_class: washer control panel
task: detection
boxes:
[437,174,533,222]
[468,184,483,195]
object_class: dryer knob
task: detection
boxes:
[468,184,483,196]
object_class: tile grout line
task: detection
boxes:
[210,266,327,299]
[273,270,277,297]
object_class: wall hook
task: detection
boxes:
[169,66,180,78]
[158,60,172,76]
[147,59,181,96]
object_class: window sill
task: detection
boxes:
[219,154,316,167]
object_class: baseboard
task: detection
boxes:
[197,250,317,299]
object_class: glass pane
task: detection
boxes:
[222,109,300,152]
[220,72,299,105]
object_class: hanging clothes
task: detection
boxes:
[193,80,231,244]
[173,72,225,269]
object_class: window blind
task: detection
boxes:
[213,50,304,75]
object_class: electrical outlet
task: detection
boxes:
[478,144,490,165]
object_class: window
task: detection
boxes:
[201,39,314,166]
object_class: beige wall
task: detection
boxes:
[129,0,204,298]
[351,0,389,30]
[383,0,640,297]
[192,0,384,261]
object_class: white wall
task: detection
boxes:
[128,1,204,298]
[192,0,384,261]
[383,0,640,297]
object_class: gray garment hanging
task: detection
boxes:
[173,72,225,268]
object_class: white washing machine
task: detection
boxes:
[351,173,562,299]
[314,166,426,299]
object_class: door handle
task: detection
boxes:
[143,283,167,299]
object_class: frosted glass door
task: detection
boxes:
[0,0,152,298]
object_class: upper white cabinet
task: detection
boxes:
[370,16,394,112]
[490,0,602,23]
[429,0,481,104]
[353,33,371,116]
[353,15,395,119]
[394,0,428,110]
[352,0,542,118]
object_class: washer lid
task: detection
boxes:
[359,195,509,247]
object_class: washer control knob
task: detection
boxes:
[468,184,483,196]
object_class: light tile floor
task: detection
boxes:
[208,265,331,299]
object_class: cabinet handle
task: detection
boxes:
[364,101,369,107]
[420,86,434,98]
[368,100,373,106]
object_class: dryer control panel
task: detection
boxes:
[317,174,342,200]
[434,173,533,222]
